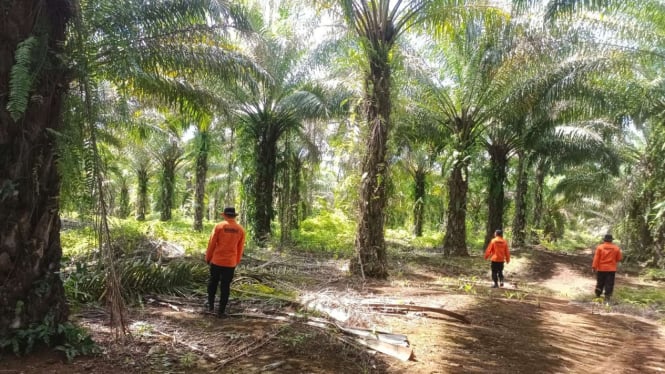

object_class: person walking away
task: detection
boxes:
[484,229,510,288]
[592,234,622,303]
[206,207,246,318]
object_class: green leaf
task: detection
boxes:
[7,36,39,122]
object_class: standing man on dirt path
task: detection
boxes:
[206,207,246,318]
[592,234,622,303]
[484,229,510,288]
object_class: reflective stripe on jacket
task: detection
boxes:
[484,237,510,263]
[206,219,246,267]
[592,242,622,271]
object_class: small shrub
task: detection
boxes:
[292,210,354,255]
[0,314,98,362]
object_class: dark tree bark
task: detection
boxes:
[159,160,176,221]
[158,141,181,221]
[350,54,391,279]
[289,157,302,231]
[0,0,72,337]
[193,131,209,231]
[278,153,291,244]
[443,160,470,256]
[484,144,509,247]
[413,169,426,237]
[136,168,149,221]
[532,159,547,233]
[252,124,279,244]
[118,180,130,218]
[278,150,303,244]
[511,152,528,248]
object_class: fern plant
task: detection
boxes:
[7,36,41,122]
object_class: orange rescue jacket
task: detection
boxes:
[484,237,510,263]
[592,242,622,272]
[206,218,246,267]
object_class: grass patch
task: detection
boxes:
[642,268,665,281]
[614,285,665,308]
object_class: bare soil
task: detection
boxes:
[2,247,665,373]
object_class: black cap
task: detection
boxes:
[495,229,503,237]
[223,207,238,217]
[603,234,613,242]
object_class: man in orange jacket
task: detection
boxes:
[484,229,510,288]
[592,234,622,302]
[205,207,246,317]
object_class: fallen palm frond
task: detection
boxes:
[361,303,471,324]
[229,312,413,361]
[214,324,289,370]
[153,329,218,361]
[63,258,208,303]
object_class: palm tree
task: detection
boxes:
[393,107,447,237]
[0,0,72,339]
[419,13,516,256]
[328,0,509,275]
[235,34,328,244]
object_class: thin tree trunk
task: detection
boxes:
[193,131,209,231]
[511,152,528,248]
[484,145,508,247]
[413,169,426,237]
[443,161,470,256]
[351,55,391,279]
[0,0,71,336]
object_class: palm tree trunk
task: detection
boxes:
[136,168,149,221]
[289,157,302,231]
[532,160,546,233]
[278,154,291,244]
[443,161,470,256]
[413,169,426,237]
[160,159,176,221]
[484,146,508,247]
[0,0,71,337]
[253,125,279,244]
[193,131,209,231]
[119,181,130,218]
[512,152,528,247]
[351,56,391,279]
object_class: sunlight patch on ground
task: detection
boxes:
[541,263,595,298]
[503,255,530,279]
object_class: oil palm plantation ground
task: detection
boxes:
[3,229,664,373]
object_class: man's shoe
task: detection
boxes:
[216,312,228,319]
[491,284,499,288]
[500,282,504,287]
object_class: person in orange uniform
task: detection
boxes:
[592,234,622,302]
[484,229,510,288]
[206,207,246,317]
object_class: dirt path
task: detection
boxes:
[2,248,664,373]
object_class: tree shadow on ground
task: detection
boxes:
[436,295,665,373]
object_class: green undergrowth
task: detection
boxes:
[290,210,355,255]
[61,217,212,258]
[614,286,665,309]
[61,217,212,305]
[642,268,665,281]
[538,231,597,253]
[0,313,99,361]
